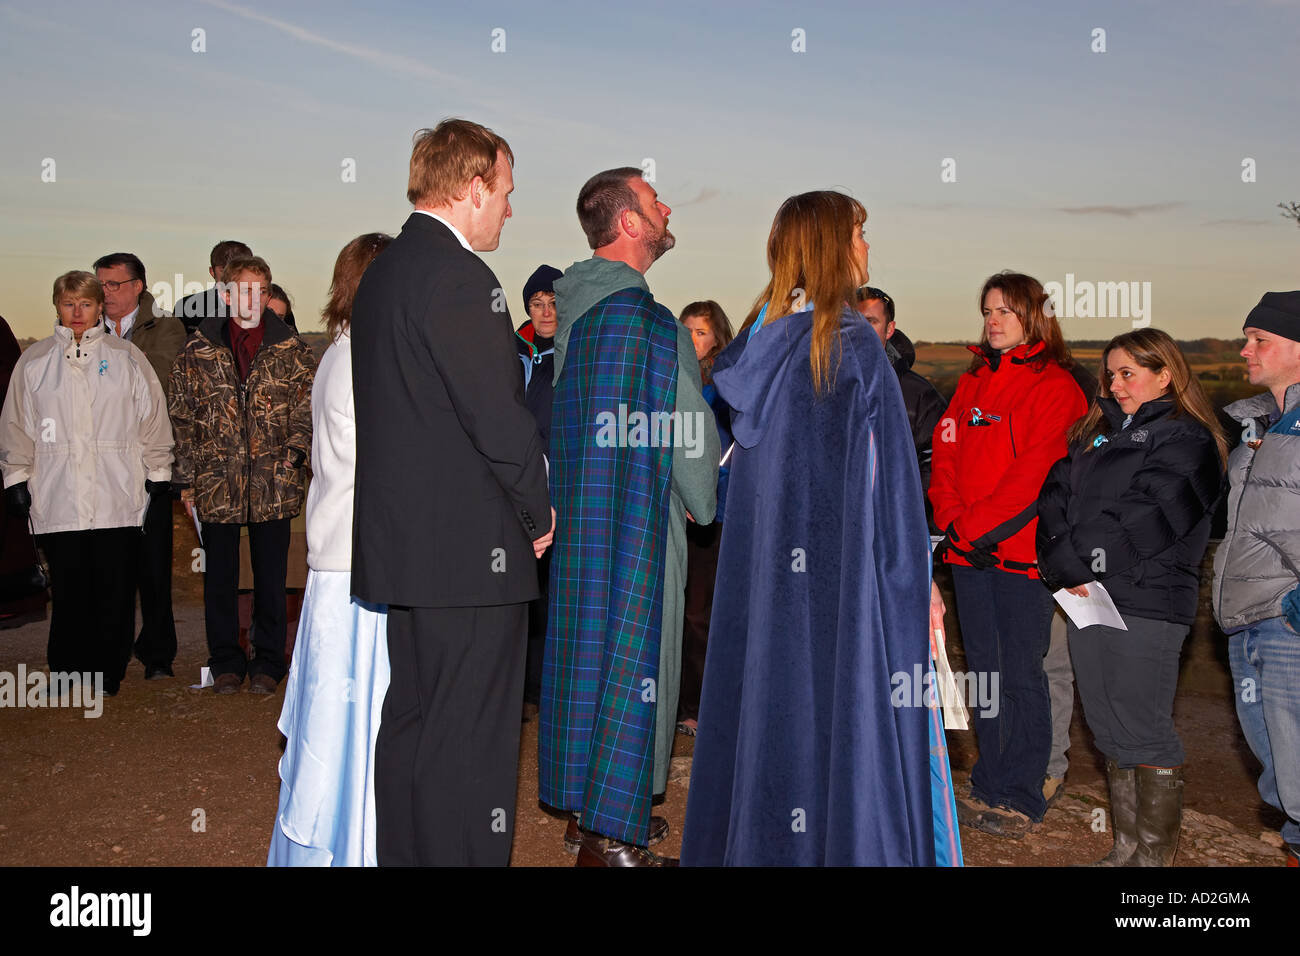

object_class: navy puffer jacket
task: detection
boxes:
[1036,397,1224,625]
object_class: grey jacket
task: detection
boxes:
[1212,382,1300,631]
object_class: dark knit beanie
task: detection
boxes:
[523,265,563,314]
[1244,291,1300,343]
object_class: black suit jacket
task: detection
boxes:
[175,287,229,334]
[351,214,550,608]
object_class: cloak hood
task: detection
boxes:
[552,257,648,381]
[711,307,824,449]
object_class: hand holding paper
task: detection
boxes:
[1053,580,1127,630]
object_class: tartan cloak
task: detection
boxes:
[539,287,679,846]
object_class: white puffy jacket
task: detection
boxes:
[0,320,173,534]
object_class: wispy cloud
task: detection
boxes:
[673,187,720,207]
[1056,202,1184,218]
[1203,218,1277,227]
[197,0,463,86]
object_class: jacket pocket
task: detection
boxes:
[269,457,303,518]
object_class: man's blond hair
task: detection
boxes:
[407,118,513,208]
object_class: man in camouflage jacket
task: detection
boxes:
[168,256,315,693]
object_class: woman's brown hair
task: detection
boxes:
[969,271,1074,373]
[738,191,867,394]
[1067,327,1229,467]
[323,233,393,340]
[679,300,733,383]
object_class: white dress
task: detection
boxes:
[268,332,389,866]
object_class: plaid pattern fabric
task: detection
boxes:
[539,289,678,845]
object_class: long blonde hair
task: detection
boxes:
[1067,327,1228,467]
[738,191,867,394]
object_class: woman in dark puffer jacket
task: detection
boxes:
[1037,327,1226,867]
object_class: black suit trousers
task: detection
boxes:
[376,602,527,866]
[133,492,177,667]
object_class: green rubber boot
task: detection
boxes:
[1088,759,1137,867]
[1126,765,1184,867]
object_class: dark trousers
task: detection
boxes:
[133,492,177,668]
[376,602,527,866]
[951,565,1054,820]
[40,528,138,695]
[201,518,290,682]
[1068,614,1188,768]
[679,521,722,723]
[523,550,551,706]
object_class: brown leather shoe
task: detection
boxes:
[575,832,678,867]
[955,788,991,829]
[976,804,1037,839]
[212,672,242,695]
[248,673,278,695]
[565,814,668,853]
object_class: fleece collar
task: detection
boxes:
[966,339,1047,372]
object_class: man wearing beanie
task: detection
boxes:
[1213,290,1300,867]
[515,264,562,712]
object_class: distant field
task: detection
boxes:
[912,340,1256,407]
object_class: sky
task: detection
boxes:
[0,0,1297,342]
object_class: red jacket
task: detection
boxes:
[929,341,1087,577]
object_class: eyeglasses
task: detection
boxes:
[99,278,141,293]
[856,285,892,305]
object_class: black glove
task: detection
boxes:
[145,479,171,498]
[938,522,1000,570]
[286,448,305,469]
[5,481,31,518]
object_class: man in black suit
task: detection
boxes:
[174,240,251,333]
[351,119,553,866]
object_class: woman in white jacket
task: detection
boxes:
[269,234,392,867]
[0,271,173,695]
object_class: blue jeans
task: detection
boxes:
[951,565,1054,821]
[1228,616,1300,847]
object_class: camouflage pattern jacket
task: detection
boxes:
[167,314,315,524]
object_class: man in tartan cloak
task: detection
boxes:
[540,168,719,866]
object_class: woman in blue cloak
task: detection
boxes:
[680,191,961,866]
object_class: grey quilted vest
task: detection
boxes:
[1212,381,1300,631]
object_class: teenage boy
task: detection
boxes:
[168,256,315,693]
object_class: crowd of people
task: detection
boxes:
[0,115,1297,868]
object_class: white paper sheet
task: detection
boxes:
[1052,582,1128,630]
[932,628,970,730]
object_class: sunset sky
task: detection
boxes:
[1,0,1296,342]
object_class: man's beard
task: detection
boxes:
[643,219,675,263]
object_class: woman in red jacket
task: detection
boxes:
[929,271,1088,838]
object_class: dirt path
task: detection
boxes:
[0,518,1289,866]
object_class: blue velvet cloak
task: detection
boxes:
[680,307,960,866]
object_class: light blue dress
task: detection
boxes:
[267,571,389,866]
